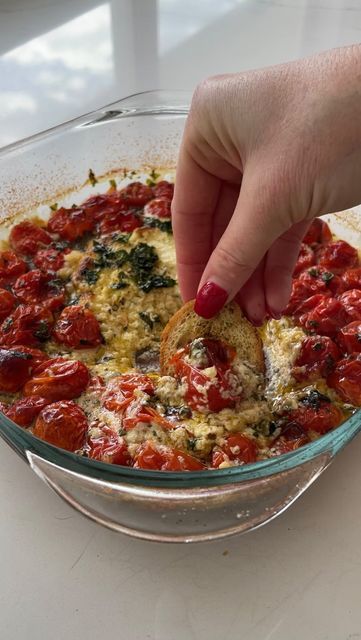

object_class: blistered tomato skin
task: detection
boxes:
[47,206,95,241]
[0,289,16,322]
[7,396,51,427]
[99,210,142,236]
[33,247,68,272]
[52,305,103,349]
[152,180,174,200]
[327,355,361,406]
[336,321,361,354]
[13,270,65,311]
[293,244,315,277]
[270,423,310,456]
[87,426,130,465]
[33,400,88,452]
[143,198,171,219]
[285,399,343,434]
[341,268,361,291]
[24,357,90,400]
[118,182,153,206]
[134,442,205,471]
[211,434,258,467]
[0,304,54,347]
[293,335,341,381]
[300,297,348,337]
[102,374,154,412]
[317,240,359,274]
[10,221,52,256]
[339,289,361,322]
[0,347,44,392]
[0,251,27,286]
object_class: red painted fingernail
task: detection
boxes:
[267,305,282,320]
[194,281,228,319]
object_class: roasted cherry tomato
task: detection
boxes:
[0,346,46,392]
[0,304,54,347]
[118,182,153,206]
[341,268,361,291]
[336,321,361,354]
[152,180,174,200]
[134,442,205,471]
[33,247,69,272]
[52,305,103,349]
[99,210,142,235]
[299,297,348,337]
[293,335,340,381]
[0,250,27,286]
[33,400,88,451]
[285,393,343,434]
[24,357,89,400]
[0,288,16,322]
[285,293,331,319]
[47,206,95,241]
[7,396,51,427]
[339,289,361,322]
[302,218,332,245]
[9,221,52,256]
[87,425,130,465]
[211,434,258,468]
[171,338,241,413]
[327,355,361,406]
[293,244,315,277]
[143,198,171,219]
[122,405,175,431]
[270,422,310,456]
[102,373,154,412]
[13,269,65,311]
[285,268,341,315]
[316,240,359,274]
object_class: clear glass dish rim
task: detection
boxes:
[0,89,360,488]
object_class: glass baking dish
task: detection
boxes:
[0,91,360,543]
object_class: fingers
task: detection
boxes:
[194,173,286,318]
[236,258,267,326]
[172,148,220,301]
[264,220,311,316]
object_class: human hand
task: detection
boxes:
[172,45,361,323]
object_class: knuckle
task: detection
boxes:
[215,244,254,275]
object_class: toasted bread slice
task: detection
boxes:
[160,300,264,375]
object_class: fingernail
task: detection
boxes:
[268,308,283,320]
[194,281,228,319]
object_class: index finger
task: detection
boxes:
[172,145,220,301]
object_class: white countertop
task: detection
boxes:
[1,2,361,639]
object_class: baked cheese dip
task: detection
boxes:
[0,172,360,471]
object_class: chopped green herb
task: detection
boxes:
[321,271,334,284]
[112,233,131,244]
[109,178,117,189]
[88,169,98,187]
[138,274,176,293]
[308,268,319,277]
[68,294,80,305]
[82,268,100,285]
[52,240,70,251]
[301,389,330,408]
[34,320,51,341]
[1,317,13,333]
[139,312,160,330]
[312,342,323,351]
[50,203,58,211]
[143,217,172,234]
[188,438,197,450]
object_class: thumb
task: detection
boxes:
[194,175,290,318]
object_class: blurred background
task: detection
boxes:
[0,0,360,147]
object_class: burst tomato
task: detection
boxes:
[327,355,361,406]
[336,321,361,354]
[285,269,338,315]
[0,346,46,392]
[33,400,88,451]
[211,434,258,468]
[47,206,95,241]
[99,210,142,235]
[134,442,205,471]
[293,244,315,277]
[143,198,171,219]
[33,247,69,272]
[152,180,174,200]
[0,304,54,347]
[24,357,89,400]
[122,405,175,431]
[0,288,16,322]
[285,395,343,434]
[316,240,359,274]
[118,182,153,206]
[338,289,361,322]
[9,221,52,256]
[52,305,103,349]
[102,374,154,412]
[300,297,348,337]
[270,422,310,455]
[292,335,340,381]
[13,269,65,311]
[83,193,131,222]
[341,268,361,291]
[285,293,331,319]
[87,425,130,465]
[7,396,51,427]
[302,218,332,245]
[171,338,241,413]
[0,250,27,286]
